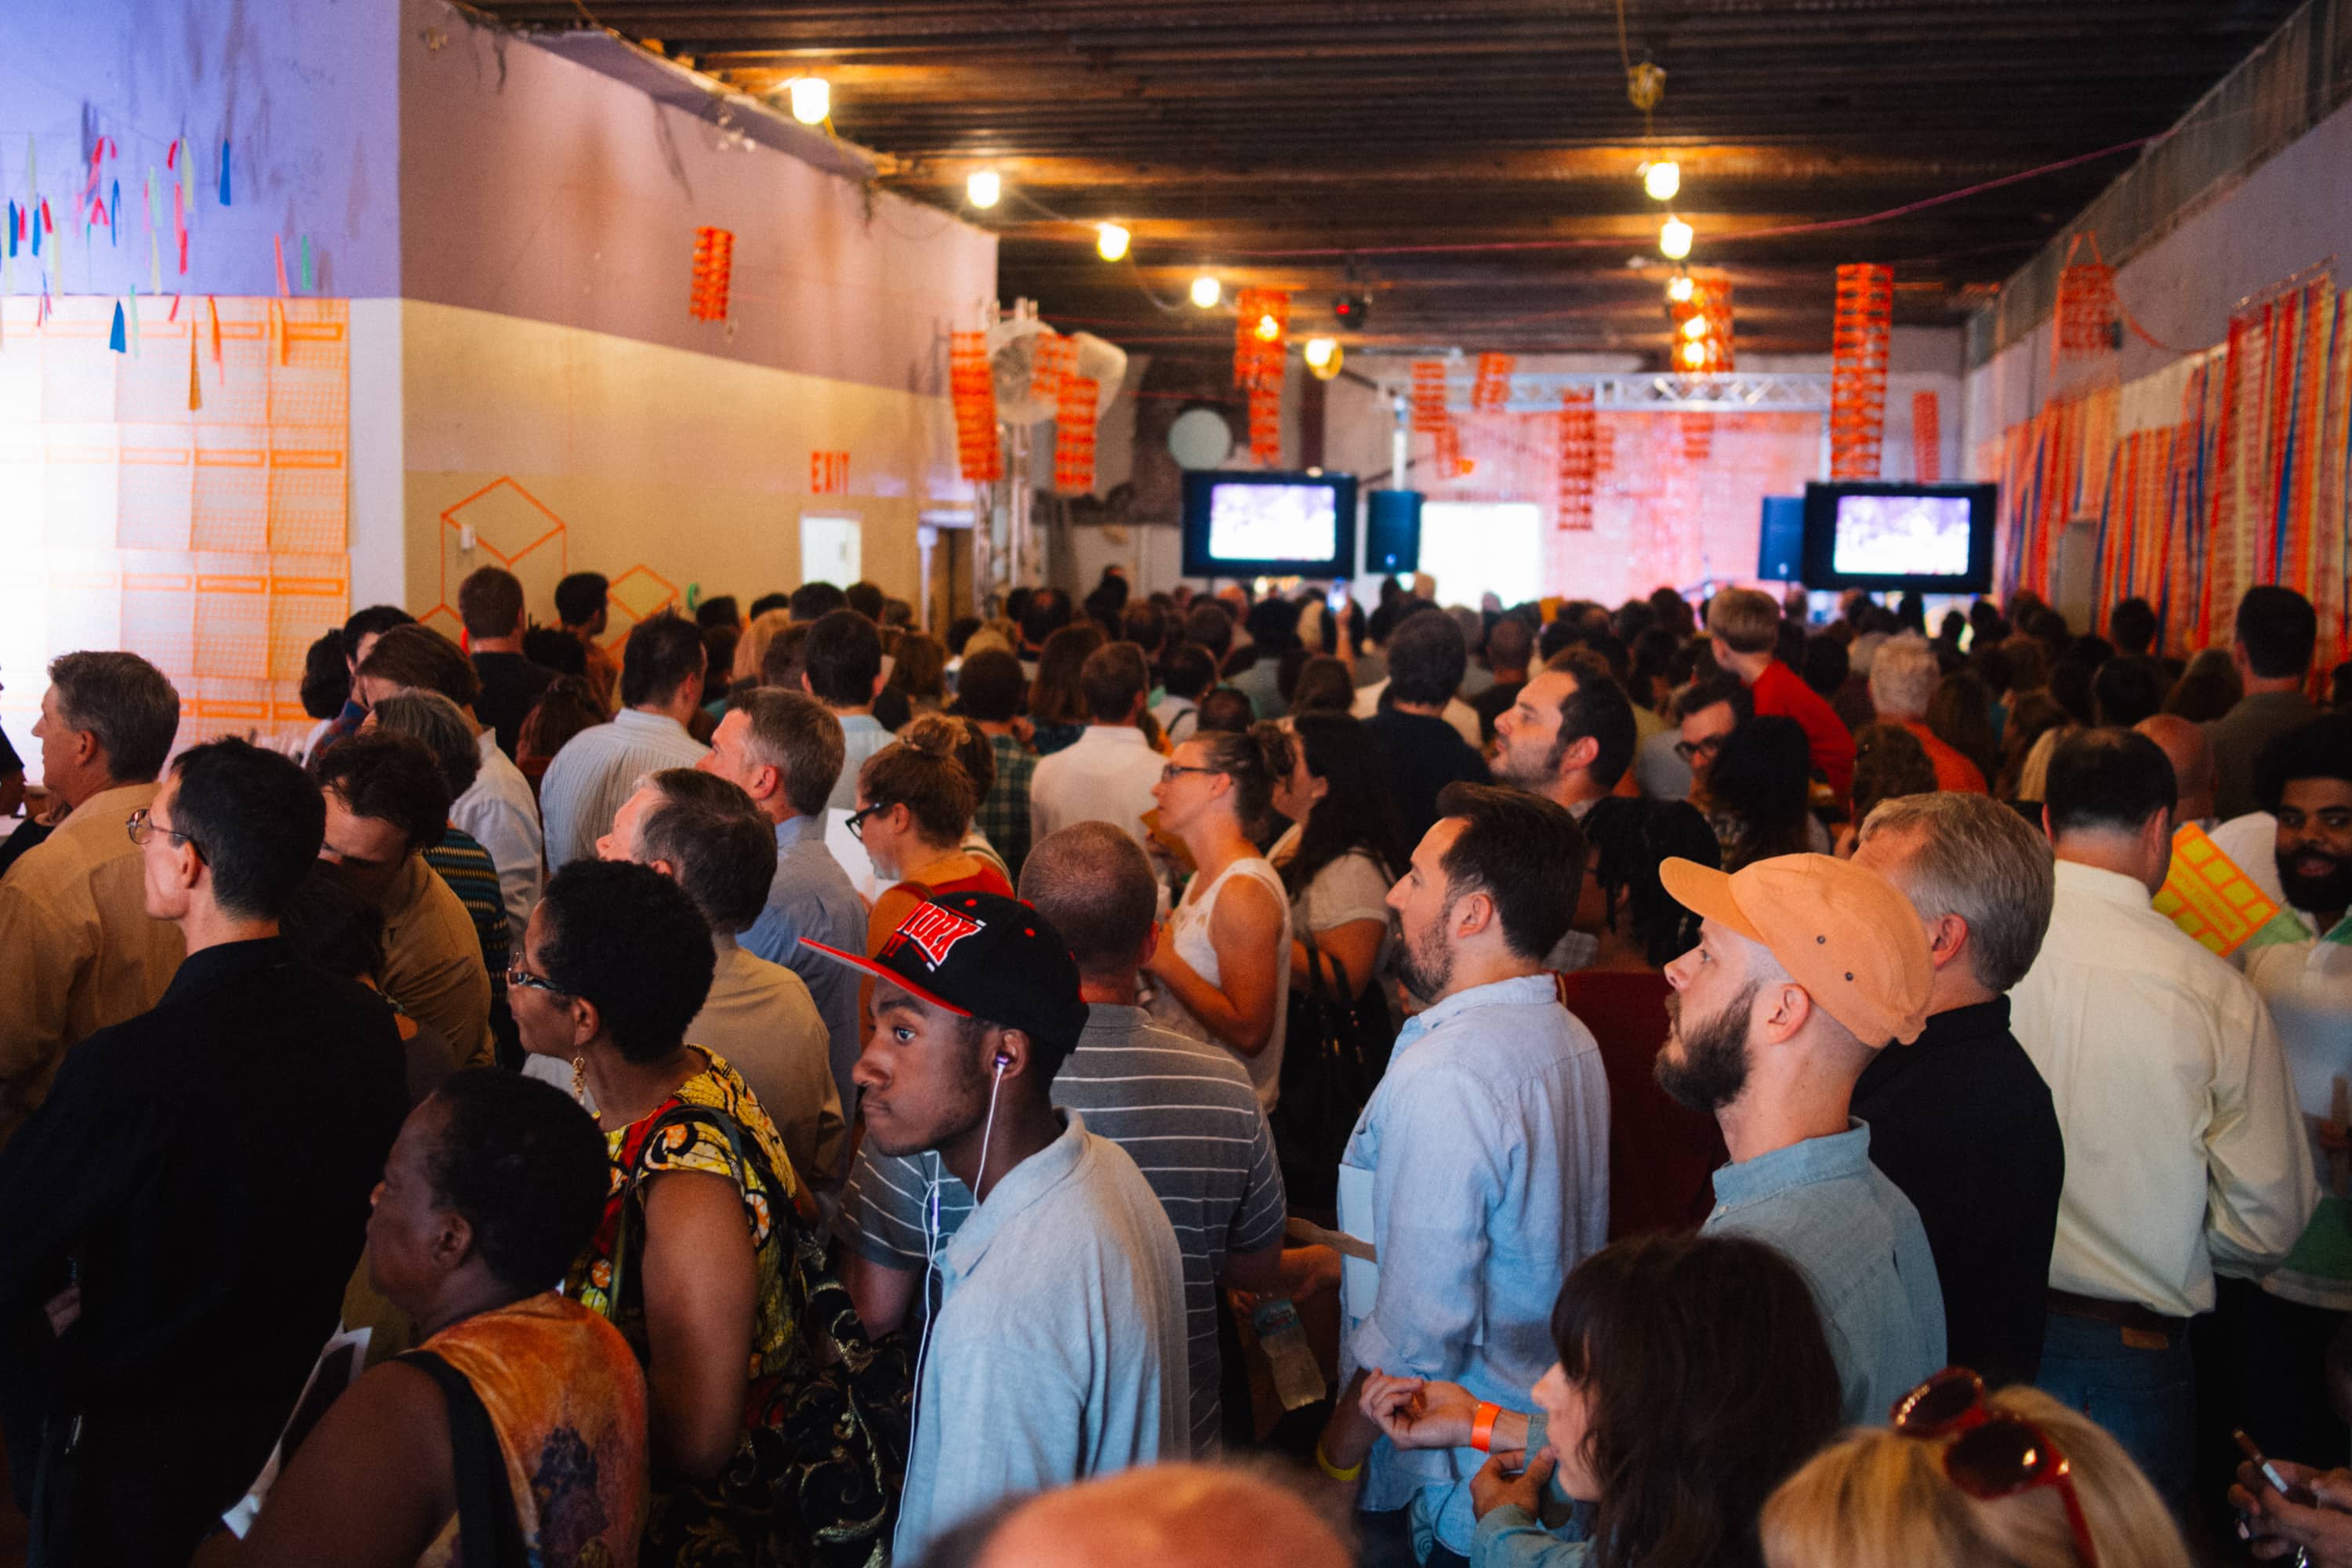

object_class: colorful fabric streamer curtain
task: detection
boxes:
[948,331,1003,484]
[2003,273,2352,671]
[1052,375,1099,495]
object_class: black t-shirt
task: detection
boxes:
[470,652,560,760]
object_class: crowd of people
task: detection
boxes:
[4,559,2352,1568]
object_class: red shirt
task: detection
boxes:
[1899,719,1988,794]
[1554,970,1726,1240]
[1751,659,1857,800]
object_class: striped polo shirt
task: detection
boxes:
[840,1001,1287,1454]
[423,823,510,1063]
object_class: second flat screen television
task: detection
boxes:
[1181,470,1359,579]
[1799,481,1997,593]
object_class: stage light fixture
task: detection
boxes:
[1659,216,1693,261]
[1333,292,1370,328]
[1191,274,1221,308]
[1643,160,1681,201]
[1097,223,1131,262]
[967,170,1001,209]
[788,77,830,125]
[1305,337,1338,368]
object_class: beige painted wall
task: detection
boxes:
[391,300,973,634]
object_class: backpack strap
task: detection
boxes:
[399,1349,527,1568]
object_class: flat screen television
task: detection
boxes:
[1181,470,1358,579]
[1799,481,1997,593]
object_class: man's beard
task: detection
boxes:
[1654,983,1759,1113]
[2278,844,2352,919]
[1393,908,1455,1004]
[1491,734,1570,793]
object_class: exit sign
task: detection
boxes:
[811,450,850,493]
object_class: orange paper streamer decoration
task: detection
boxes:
[1670,280,1736,375]
[1054,375,1100,495]
[1471,353,1515,412]
[1232,289,1290,465]
[1031,331,1076,408]
[2054,234,2119,367]
[1556,387,1598,531]
[1830,263,1893,478]
[689,227,734,322]
[949,331,1003,484]
[1410,361,1451,434]
[1680,412,1713,464]
[1912,390,1941,481]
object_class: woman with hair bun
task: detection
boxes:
[855,715,1014,964]
[1145,722,1297,1109]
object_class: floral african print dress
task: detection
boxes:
[568,1050,906,1568]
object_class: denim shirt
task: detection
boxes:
[1341,973,1611,1556]
[1703,1119,1947,1425]
[739,815,868,1147]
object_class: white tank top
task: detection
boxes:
[1151,855,1292,1111]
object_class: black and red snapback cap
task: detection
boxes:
[801,890,1089,1052]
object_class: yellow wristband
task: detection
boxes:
[1316,1441,1364,1483]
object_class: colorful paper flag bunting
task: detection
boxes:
[219,139,232,205]
[108,300,126,352]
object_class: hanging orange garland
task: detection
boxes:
[1054,374,1099,494]
[1410,361,1450,434]
[2054,234,2121,368]
[1669,280,1735,374]
[1472,353,1515,412]
[689,227,734,322]
[1831,263,1893,478]
[1030,330,1076,408]
[1557,387,1598,531]
[1912,390,1942,481]
[949,331,1002,483]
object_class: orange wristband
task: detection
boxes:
[1471,1401,1501,1454]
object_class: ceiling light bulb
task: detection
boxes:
[1096,222,1131,262]
[1304,337,1335,368]
[1253,313,1282,343]
[1659,216,1693,261]
[1644,161,1682,201]
[1682,314,1709,339]
[1681,339,1708,368]
[1190,274,1221,309]
[788,77,830,125]
[967,170,1001,209]
[1666,272,1695,303]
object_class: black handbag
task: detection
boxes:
[605,1104,911,1568]
[1271,927,1398,1211]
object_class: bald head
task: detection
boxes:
[1018,822,1160,982]
[2136,713,2215,825]
[970,1465,1351,1568]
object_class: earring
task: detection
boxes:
[571,1054,588,1102]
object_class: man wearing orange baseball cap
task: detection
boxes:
[1656,850,1946,1425]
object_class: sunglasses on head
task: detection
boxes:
[1891,1368,2099,1568]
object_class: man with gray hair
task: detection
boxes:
[0,652,185,1142]
[1868,633,1986,793]
[1849,792,2064,1388]
[570,765,843,1185]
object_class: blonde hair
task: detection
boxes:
[2014,724,2078,804]
[1760,1385,2194,1568]
[733,608,793,684]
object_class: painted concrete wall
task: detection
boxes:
[1966,93,2352,449]
[0,0,402,300]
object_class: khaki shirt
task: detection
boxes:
[379,854,495,1069]
[0,781,186,1142]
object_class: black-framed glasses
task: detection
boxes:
[505,963,569,997]
[125,807,205,861]
[846,803,887,842]
[1160,764,1218,785]
[1673,735,1727,764]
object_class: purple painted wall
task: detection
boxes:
[0,0,403,300]
[397,0,995,397]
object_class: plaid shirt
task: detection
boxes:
[978,731,1038,881]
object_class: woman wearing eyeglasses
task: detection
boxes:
[1144,724,1296,1111]
[854,719,1014,965]
[1762,1371,2194,1568]
[1358,1232,1841,1568]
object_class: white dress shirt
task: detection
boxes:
[1029,725,1165,849]
[2008,858,2318,1318]
[536,709,709,871]
[452,729,544,949]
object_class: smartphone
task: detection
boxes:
[2235,1428,2319,1507]
[1327,580,1352,616]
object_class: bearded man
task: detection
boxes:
[1653,850,1946,1425]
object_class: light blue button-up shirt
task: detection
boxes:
[739,814,867,1151]
[1703,1119,1947,1425]
[1341,972,1611,1558]
[535,708,707,871]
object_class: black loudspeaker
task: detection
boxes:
[1365,489,1422,574]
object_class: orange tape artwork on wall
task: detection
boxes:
[0,296,349,754]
